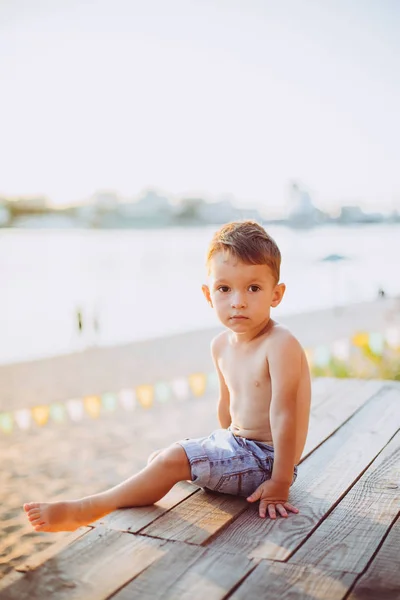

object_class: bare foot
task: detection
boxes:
[23,497,109,533]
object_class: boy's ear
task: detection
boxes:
[271,283,286,308]
[202,284,213,307]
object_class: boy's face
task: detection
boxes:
[202,251,285,335]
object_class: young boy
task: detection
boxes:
[24,221,311,532]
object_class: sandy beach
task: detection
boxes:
[1,297,399,580]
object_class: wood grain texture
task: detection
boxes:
[96,481,199,532]
[229,560,356,600]
[302,379,383,461]
[0,527,166,600]
[348,516,400,600]
[112,541,255,600]
[206,385,400,560]
[140,488,248,545]
[0,528,91,592]
[290,431,400,572]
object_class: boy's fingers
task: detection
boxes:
[267,504,277,519]
[284,502,299,513]
[259,499,268,518]
[247,486,263,502]
[276,504,288,518]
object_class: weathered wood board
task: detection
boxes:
[2,378,399,600]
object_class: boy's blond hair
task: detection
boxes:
[206,221,281,283]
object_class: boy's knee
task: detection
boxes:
[159,443,189,470]
[147,449,163,465]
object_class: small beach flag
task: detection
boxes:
[352,332,369,348]
[50,403,66,423]
[14,409,32,431]
[385,326,400,349]
[0,412,13,434]
[314,346,331,368]
[119,389,136,411]
[188,373,207,397]
[84,395,101,419]
[102,392,118,412]
[332,339,350,361]
[171,377,190,400]
[31,405,50,427]
[66,398,84,421]
[207,371,219,391]
[136,385,154,409]
[368,332,384,356]
[154,382,172,403]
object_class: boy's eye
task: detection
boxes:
[249,285,260,292]
[217,286,230,293]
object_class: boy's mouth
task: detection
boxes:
[230,315,248,320]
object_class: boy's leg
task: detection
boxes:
[23,444,191,533]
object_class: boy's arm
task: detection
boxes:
[211,336,231,429]
[247,334,302,518]
[269,334,302,485]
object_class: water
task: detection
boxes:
[1,224,398,365]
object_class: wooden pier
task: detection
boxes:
[1,378,399,599]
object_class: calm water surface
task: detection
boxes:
[1,224,398,364]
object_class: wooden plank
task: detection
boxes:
[112,542,255,600]
[140,489,247,545]
[290,431,400,572]
[229,561,356,599]
[0,527,166,600]
[96,481,198,532]
[302,379,383,460]
[206,385,400,560]
[0,528,91,592]
[348,516,400,599]
[14,527,92,573]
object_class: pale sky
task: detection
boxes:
[1,0,399,212]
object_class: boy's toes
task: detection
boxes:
[28,512,41,523]
[24,502,40,513]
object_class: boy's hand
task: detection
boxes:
[246,480,299,519]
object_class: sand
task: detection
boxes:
[1,297,399,580]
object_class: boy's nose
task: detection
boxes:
[231,295,247,309]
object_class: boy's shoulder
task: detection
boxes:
[267,321,303,352]
[210,330,230,357]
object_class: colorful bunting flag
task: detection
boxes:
[352,332,369,348]
[207,371,219,391]
[14,409,31,431]
[136,385,154,409]
[188,373,207,397]
[332,339,350,361]
[171,378,190,401]
[119,389,136,411]
[154,382,172,403]
[66,398,84,421]
[314,346,331,368]
[385,327,400,349]
[368,332,384,356]
[31,405,50,426]
[0,412,13,434]
[50,403,66,423]
[84,395,101,418]
[102,392,118,412]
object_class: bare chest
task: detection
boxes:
[219,347,270,400]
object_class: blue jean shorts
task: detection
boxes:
[176,427,297,497]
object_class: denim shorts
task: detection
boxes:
[176,427,297,497]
